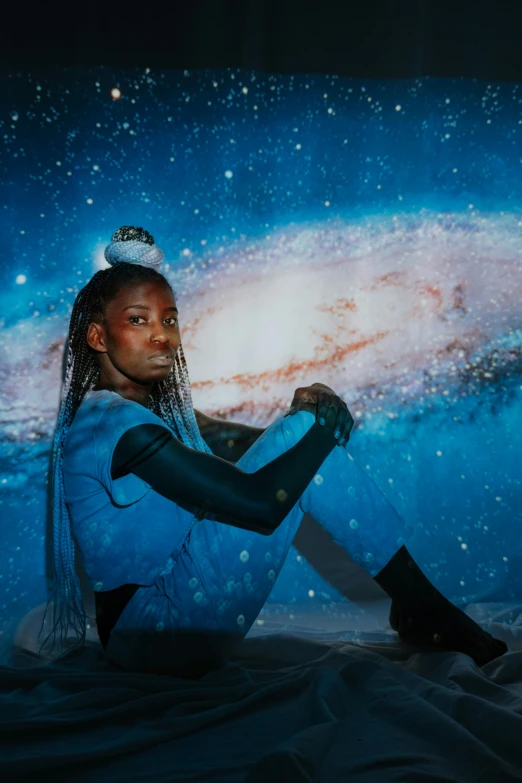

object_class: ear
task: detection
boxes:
[86,321,106,353]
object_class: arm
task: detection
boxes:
[115,406,338,536]
[194,383,336,461]
[194,409,266,462]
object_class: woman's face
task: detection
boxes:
[87,279,180,395]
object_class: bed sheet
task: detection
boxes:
[1,600,522,782]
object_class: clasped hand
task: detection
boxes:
[284,383,354,447]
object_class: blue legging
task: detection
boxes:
[106,410,415,672]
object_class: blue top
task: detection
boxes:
[62,389,196,592]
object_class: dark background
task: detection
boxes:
[2,0,522,82]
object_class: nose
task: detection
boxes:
[150,321,170,343]
[152,333,169,343]
[151,323,179,347]
[149,314,180,347]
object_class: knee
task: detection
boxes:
[237,407,316,472]
[279,406,316,448]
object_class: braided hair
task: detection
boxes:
[37,228,212,661]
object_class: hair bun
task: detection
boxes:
[111,226,155,246]
[104,226,164,270]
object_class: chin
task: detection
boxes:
[158,365,175,377]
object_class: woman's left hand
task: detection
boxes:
[284,384,354,446]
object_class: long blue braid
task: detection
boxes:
[37,261,212,661]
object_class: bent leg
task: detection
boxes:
[294,415,415,577]
[168,410,413,634]
[106,409,507,674]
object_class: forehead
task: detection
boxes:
[109,279,175,308]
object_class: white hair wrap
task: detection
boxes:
[104,239,164,271]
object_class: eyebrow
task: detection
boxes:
[122,304,178,313]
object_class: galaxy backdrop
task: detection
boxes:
[1,65,522,656]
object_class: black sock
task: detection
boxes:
[373,545,447,608]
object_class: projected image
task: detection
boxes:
[1,66,521,653]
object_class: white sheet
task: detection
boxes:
[2,601,522,782]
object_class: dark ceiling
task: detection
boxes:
[2,0,522,82]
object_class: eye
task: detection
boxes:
[128,315,179,325]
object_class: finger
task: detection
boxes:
[317,393,329,426]
[334,408,348,440]
[319,396,337,429]
[340,413,354,446]
[343,411,354,443]
[325,406,337,431]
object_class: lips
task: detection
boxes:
[149,351,174,359]
[149,352,174,364]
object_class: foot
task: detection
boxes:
[389,598,508,666]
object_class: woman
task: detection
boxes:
[38,225,507,676]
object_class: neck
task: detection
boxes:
[91,381,152,408]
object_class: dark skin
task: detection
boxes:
[88,280,181,408]
[87,279,508,666]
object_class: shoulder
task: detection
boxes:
[112,423,174,474]
[89,392,175,469]
[95,394,166,433]
[116,422,173,452]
